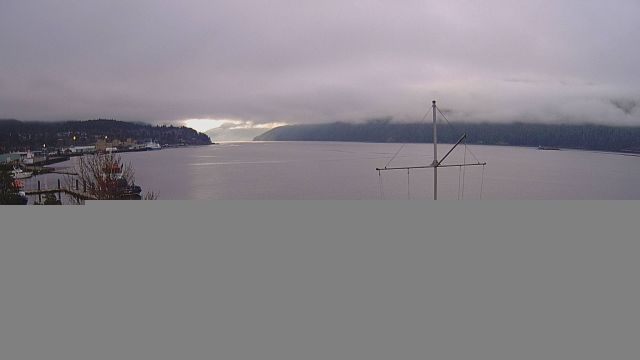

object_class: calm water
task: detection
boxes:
[27,142,640,200]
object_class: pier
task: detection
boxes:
[23,165,77,176]
[21,178,97,202]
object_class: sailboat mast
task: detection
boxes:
[433,100,438,200]
[376,100,486,199]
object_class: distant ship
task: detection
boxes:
[537,146,560,151]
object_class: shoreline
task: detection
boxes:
[248,139,640,157]
[24,143,214,174]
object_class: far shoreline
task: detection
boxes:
[248,139,640,157]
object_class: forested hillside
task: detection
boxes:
[0,119,211,151]
[255,120,640,153]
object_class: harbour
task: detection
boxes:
[17,141,635,201]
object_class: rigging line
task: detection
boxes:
[437,106,481,162]
[461,141,467,200]
[457,165,462,200]
[419,107,431,122]
[436,106,467,142]
[378,170,385,200]
[383,106,430,168]
[384,106,431,170]
[407,169,410,200]
[384,143,406,168]
[437,106,483,164]
[480,164,486,200]
[463,141,481,165]
[436,107,460,137]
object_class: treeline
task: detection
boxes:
[0,119,211,151]
[255,119,640,153]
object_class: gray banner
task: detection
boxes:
[1,201,638,360]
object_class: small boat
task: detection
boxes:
[144,141,162,150]
[11,180,28,204]
[16,192,28,204]
[17,190,28,204]
[11,166,33,179]
[113,178,142,200]
[537,146,560,151]
[103,163,123,180]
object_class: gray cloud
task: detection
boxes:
[1,0,639,125]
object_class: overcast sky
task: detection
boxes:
[1,0,639,127]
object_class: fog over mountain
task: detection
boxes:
[1,0,639,125]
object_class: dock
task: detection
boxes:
[24,188,96,201]
[21,178,97,202]
[23,165,77,176]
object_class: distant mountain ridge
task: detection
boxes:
[206,127,270,142]
[0,119,211,152]
[254,120,640,153]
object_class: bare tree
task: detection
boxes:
[68,153,156,201]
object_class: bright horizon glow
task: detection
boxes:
[183,119,230,132]
[183,119,288,132]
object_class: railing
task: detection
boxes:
[20,176,96,201]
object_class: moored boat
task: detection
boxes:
[11,166,33,179]
[144,141,162,150]
[12,179,29,204]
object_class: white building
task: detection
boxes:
[66,146,96,154]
